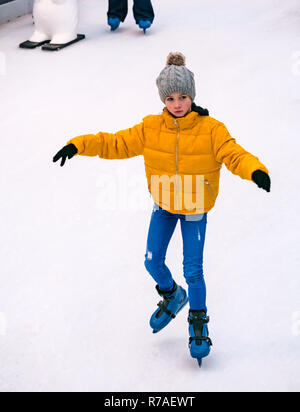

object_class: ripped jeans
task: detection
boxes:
[144,203,208,312]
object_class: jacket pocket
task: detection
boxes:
[148,176,152,196]
[205,179,215,202]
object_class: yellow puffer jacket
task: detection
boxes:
[68,109,268,215]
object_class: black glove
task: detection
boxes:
[191,102,209,116]
[53,144,78,167]
[252,170,271,192]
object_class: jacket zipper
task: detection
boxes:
[149,120,181,210]
[174,119,180,212]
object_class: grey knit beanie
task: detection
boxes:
[156,52,196,103]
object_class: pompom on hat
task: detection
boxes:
[156,52,196,103]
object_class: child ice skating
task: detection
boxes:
[53,53,271,367]
[107,0,155,33]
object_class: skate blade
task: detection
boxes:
[41,34,85,51]
[19,40,50,49]
[197,358,202,368]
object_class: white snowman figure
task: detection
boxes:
[20,0,85,51]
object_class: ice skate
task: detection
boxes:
[188,310,212,367]
[138,20,152,33]
[150,282,188,333]
[108,17,121,31]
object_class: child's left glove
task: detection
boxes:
[53,143,78,167]
[252,170,271,192]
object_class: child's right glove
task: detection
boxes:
[252,170,271,192]
[53,143,78,167]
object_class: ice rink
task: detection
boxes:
[0,0,300,392]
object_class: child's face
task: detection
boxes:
[165,93,192,118]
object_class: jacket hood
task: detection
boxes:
[191,103,209,116]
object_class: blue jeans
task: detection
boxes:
[144,204,208,312]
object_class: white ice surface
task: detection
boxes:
[0,0,300,392]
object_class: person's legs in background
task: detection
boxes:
[133,0,155,32]
[107,0,128,30]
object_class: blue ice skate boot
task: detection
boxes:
[188,310,212,367]
[150,282,188,334]
[108,17,121,31]
[138,20,152,33]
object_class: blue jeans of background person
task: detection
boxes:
[108,0,155,24]
[144,204,208,312]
